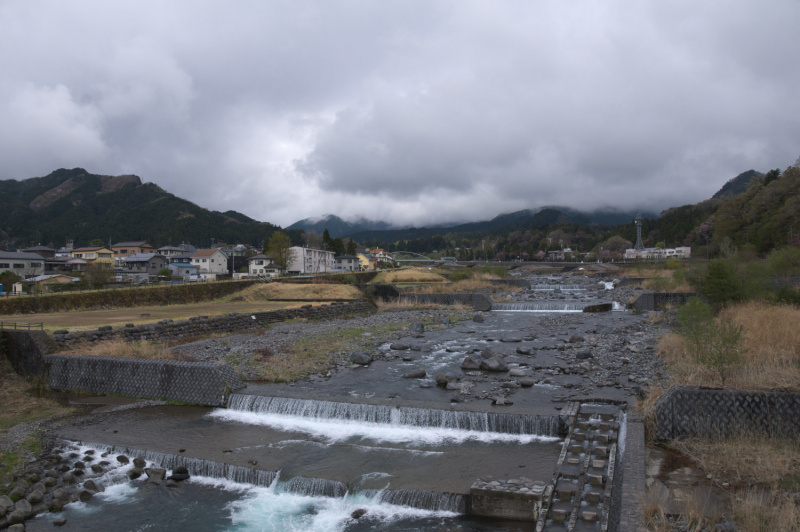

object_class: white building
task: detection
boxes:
[0,251,45,278]
[247,254,283,278]
[625,246,691,260]
[287,247,335,274]
[333,255,359,272]
[191,249,229,274]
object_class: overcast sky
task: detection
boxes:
[1,1,799,227]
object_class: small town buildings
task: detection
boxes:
[21,246,56,259]
[287,247,335,274]
[158,245,187,257]
[333,255,359,272]
[123,253,167,274]
[111,241,157,257]
[70,246,114,267]
[624,246,691,260]
[44,257,87,274]
[0,251,45,278]
[191,249,229,274]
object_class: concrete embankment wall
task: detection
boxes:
[0,280,259,315]
[45,355,244,406]
[655,385,800,440]
[53,300,375,349]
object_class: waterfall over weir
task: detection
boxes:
[58,439,466,513]
[491,302,586,312]
[226,394,562,437]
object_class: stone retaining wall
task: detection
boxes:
[655,385,800,440]
[53,300,375,349]
[1,329,54,376]
[45,355,244,406]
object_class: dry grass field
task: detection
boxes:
[221,282,362,302]
[657,301,800,391]
[370,268,449,284]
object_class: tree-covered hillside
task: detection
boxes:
[0,168,301,248]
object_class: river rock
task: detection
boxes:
[78,490,93,502]
[461,356,481,370]
[126,468,143,480]
[14,499,32,516]
[52,489,68,501]
[7,509,26,524]
[351,508,367,519]
[9,487,26,501]
[501,382,521,389]
[435,373,458,387]
[132,458,146,468]
[402,369,426,379]
[516,347,532,355]
[44,470,58,479]
[0,495,13,512]
[72,462,84,470]
[576,351,593,360]
[25,490,43,504]
[568,335,584,343]
[145,468,166,483]
[90,464,104,473]
[116,455,129,465]
[480,357,509,372]
[519,379,535,387]
[500,337,521,343]
[509,369,527,377]
[54,517,67,526]
[349,352,373,365]
[83,480,101,493]
[472,314,484,323]
[49,499,65,512]
[480,347,498,359]
[390,343,409,351]
[409,323,425,333]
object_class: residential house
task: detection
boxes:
[0,251,45,278]
[247,254,283,278]
[14,274,77,294]
[158,245,187,258]
[112,241,157,257]
[191,249,229,275]
[287,247,335,274]
[70,246,115,268]
[356,252,376,271]
[369,248,395,267]
[44,257,87,274]
[55,240,74,258]
[21,246,56,259]
[123,253,167,275]
[167,262,198,279]
[333,255,359,272]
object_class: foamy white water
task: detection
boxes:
[208,410,558,445]
[190,475,456,532]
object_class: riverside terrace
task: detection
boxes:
[7,274,661,531]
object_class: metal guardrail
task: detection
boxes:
[0,321,44,330]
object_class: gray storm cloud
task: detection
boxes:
[0,0,798,227]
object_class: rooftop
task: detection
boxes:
[0,251,46,260]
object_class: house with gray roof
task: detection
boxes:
[0,251,46,278]
[122,253,167,274]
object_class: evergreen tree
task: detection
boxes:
[346,238,357,256]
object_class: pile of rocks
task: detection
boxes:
[0,446,190,529]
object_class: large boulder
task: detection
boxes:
[402,369,426,379]
[0,495,14,512]
[116,455,129,465]
[349,352,373,365]
[7,510,26,525]
[480,357,509,372]
[145,468,166,484]
[461,356,481,370]
[409,323,425,333]
[576,351,594,360]
[435,373,460,387]
[170,466,190,481]
[516,347,532,355]
[472,314,485,323]
[390,343,410,351]
[132,458,146,469]
[14,499,32,517]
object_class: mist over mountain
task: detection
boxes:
[286,214,400,239]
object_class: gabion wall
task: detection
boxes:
[655,385,800,440]
[45,355,245,406]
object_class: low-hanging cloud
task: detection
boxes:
[1,0,798,228]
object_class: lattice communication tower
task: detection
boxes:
[634,213,644,250]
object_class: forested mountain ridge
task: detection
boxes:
[0,168,298,249]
